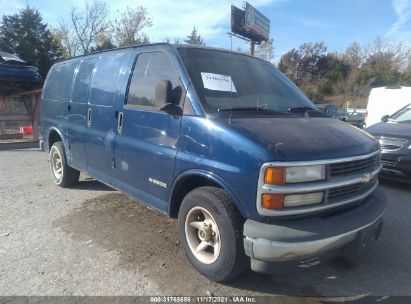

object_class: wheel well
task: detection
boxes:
[48,130,62,151]
[169,175,221,218]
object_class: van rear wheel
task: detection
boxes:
[178,186,248,282]
[49,141,79,187]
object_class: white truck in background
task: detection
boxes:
[365,86,411,128]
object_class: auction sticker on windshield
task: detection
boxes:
[201,72,237,93]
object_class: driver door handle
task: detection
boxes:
[117,112,123,134]
[87,108,92,127]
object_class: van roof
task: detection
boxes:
[370,86,411,91]
[54,43,250,64]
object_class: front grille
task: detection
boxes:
[328,178,377,203]
[378,137,407,151]
[258,151,381,217]
[329,155,379,177]
[381,144,402,150]
[381,159,397,167]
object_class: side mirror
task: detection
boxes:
[154,80,173,107]
[160,103,183,116]
[381,115,389,122]
[155,80,182,115]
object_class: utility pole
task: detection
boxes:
[249,40,255,56]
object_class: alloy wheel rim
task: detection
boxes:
[185,206,221,264]
[51,149,63,180]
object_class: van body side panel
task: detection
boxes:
[84,50,133,184]
[174,116,269,220]
[67,58,98,171]
[45,99,67,147]
[66,97,87,170]
[41,60,79,164]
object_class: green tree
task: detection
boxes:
[278,42,350,100]
[0,5,63,77]
[278,37,411,106]
[278,42,329,84]
[359,56,401,87]
[400,58,411,86]
[89,33,116,52]
[278,48,300,82]
[184,27,204,45]
[163,37,181,44]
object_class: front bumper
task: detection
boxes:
[243,187,386,273]
[380,153,411,179]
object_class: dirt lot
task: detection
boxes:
[1,148,410,299]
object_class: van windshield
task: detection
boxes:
[178,47,315,115]
[390,104,411,123]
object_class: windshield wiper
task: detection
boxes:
[218,107,280,113]
[288,106,319,118]
[288,106,317,112]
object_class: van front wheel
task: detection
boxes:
[49,141,79,187]
[178,186,248,282]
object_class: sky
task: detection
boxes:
[0,0,410,59]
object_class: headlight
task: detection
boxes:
[408,145,411,149]
[264,165,325,185]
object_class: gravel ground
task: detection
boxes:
[0,148,410,299]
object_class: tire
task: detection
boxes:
[49,141,80,187]
[178,186,248,282]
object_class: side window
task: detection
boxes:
[43,61,78,101]
[90,52,130,107]
[71,59,97,103]
[126,52,179,108]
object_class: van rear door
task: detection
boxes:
[113,48,183,211]
[84,51,132,183]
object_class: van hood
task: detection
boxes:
[366,121,411,140]
[217,117,379,161]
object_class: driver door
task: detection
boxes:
[113,48,183,211]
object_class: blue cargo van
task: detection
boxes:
[41,44,386,282]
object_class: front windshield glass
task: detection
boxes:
[178,48,315,114]
[390,104,411,122]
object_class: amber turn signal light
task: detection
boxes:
[261,193,284,209]
[264,167,285,185]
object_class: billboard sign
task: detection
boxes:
[244,3,270,41]
[230,2,270,43]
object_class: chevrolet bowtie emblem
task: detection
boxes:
[361,172,373,184]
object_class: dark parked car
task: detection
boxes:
[346,111,366,128]
[315,103,345,120]
[366,104,411,181]
[41,44,386,282]
[0,51,42,95]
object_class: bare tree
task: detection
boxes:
[53,20,80,57]
[255,39,274,63]
[71,0,110,54]
[111,6,152,47]
[363,36,410,69]
[344,42,364,68]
